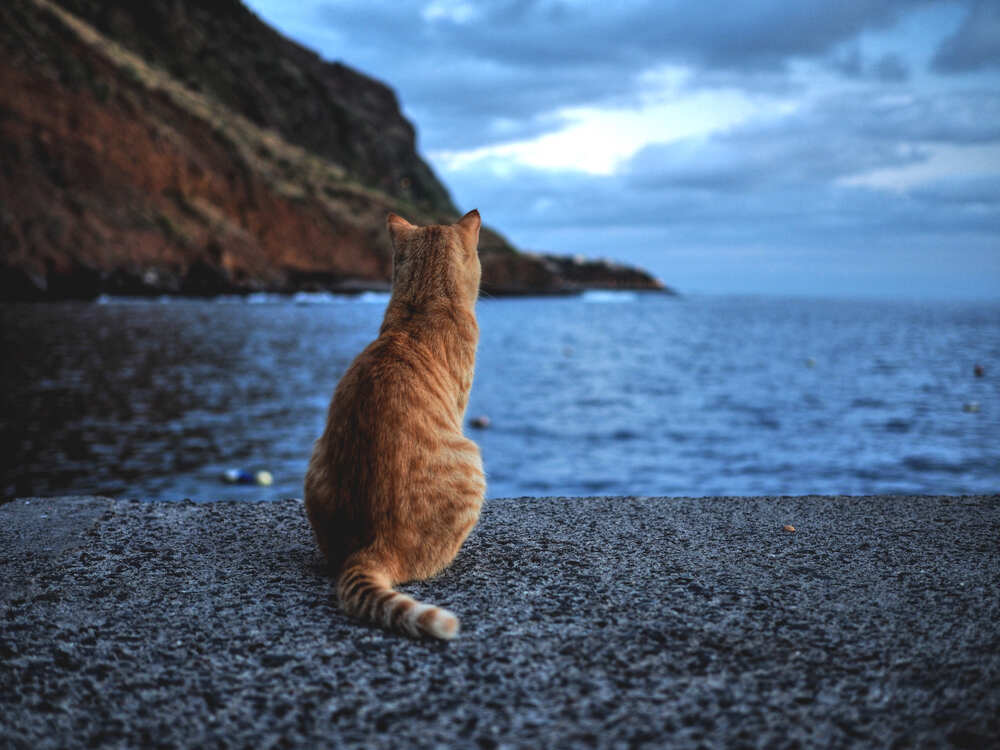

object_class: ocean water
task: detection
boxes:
[2,293,997,500]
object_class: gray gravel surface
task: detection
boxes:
[2,495,998,749]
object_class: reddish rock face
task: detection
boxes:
[0,0,667,299]
[1,0,402,298]
[54,0,458,217]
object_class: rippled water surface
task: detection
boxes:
[2,293,998,499]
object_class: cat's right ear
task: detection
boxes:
[386,213,415,242]
[456,209,481,247]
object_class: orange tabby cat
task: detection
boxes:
[304,210,485,640]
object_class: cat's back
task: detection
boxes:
[321,321,458,464]
[335,321,444,406]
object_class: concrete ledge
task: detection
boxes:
[2,495,998,748]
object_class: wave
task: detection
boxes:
[244,293,285,304]
[292,291,342,305]
[95,294,172,305]
[293,291,389,305]
[581,290,637,303]
[95,291,388,306]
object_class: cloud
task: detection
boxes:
[933,0,1000,73]
[833,49,910,82]
[437,84,1000,295]
[908,175,1000,229]
[398,0,927,72]
[624,121,924,193]
[418,110,572,153]
[294,0,949,151]
[842,91,1000,145]
[873,53,909,82]
[622,88,1000,194]
[830,48,865,78]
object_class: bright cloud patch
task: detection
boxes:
[430,83,786,175]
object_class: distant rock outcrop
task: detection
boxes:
[0,0,669,299]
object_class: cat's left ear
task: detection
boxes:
[456,209,481,247]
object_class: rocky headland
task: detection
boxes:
[0,0,670,300]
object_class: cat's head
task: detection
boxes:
[386,210,482,307]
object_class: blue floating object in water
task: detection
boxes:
[223,469,253,484]
[223,469,272,485]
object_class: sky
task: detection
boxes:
[244,0,1000,299]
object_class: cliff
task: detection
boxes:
[0,0,668,299]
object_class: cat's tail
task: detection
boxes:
[336,558,459,640]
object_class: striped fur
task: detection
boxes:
[337,560,459,640]
[305,210,485,640]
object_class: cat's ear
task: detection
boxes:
[456,209,481,246]
[386,213,415,242]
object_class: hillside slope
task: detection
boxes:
[52,0,456,215]
[0,0,668,299]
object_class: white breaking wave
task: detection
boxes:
[243,293,284,304]
[97,291,388,305]
[581,290,638,303]
[292,291,342,305]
